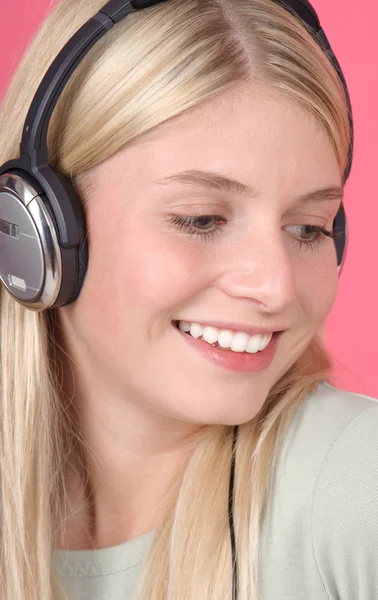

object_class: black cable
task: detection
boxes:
[228,425,239,600]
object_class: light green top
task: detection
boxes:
[52,381,378,599]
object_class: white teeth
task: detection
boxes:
[231,332,249,353]
[218,330,233,349]
[246,335,262,354]
[176,321,274,354]
[178,321,191,332]
[261,333,273,350]
[189,323,202,338]
[202,326,219,344]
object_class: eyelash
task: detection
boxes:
[168,214,340,251]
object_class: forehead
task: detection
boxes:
[105,81,341,194]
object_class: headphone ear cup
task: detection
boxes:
[0,169,88,310]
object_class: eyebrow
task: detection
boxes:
[156,169,344,204]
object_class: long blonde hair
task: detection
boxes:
[0,1,350,599]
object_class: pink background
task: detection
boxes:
[1,1,377,397]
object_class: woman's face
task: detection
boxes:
[59,82,342,426]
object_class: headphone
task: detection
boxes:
[0,1,353,597]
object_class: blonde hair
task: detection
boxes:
[0,1,350,599]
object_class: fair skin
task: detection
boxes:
[55,81,342,550]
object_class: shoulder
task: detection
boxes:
[258,382,378,599]
[282,380,378,531]
[286,380,378,452]
[269,381,378,507]
[309,383,378,598]
[289,380,378,521]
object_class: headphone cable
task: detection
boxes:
[228,424,239,600]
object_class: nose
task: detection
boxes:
[217,230,297,313]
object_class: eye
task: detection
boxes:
[168,214,226,240]
[287,224,336,251]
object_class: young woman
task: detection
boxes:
[0,1,377,599]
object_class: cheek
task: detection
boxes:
[84,223,212,323]
[118,236,211,314]
[300,253,339,323]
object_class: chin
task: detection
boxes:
[171,389,271,427]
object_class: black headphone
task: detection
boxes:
[0,1,353,597]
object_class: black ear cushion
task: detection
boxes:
[333,203,347,268]
[66,206,88,304]
[63,187,88,305]
[42,173,89,308]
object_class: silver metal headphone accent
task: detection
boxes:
[0,173,62,310]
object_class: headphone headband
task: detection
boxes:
[277,0,321,30]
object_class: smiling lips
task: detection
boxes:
[174,320,281,374]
